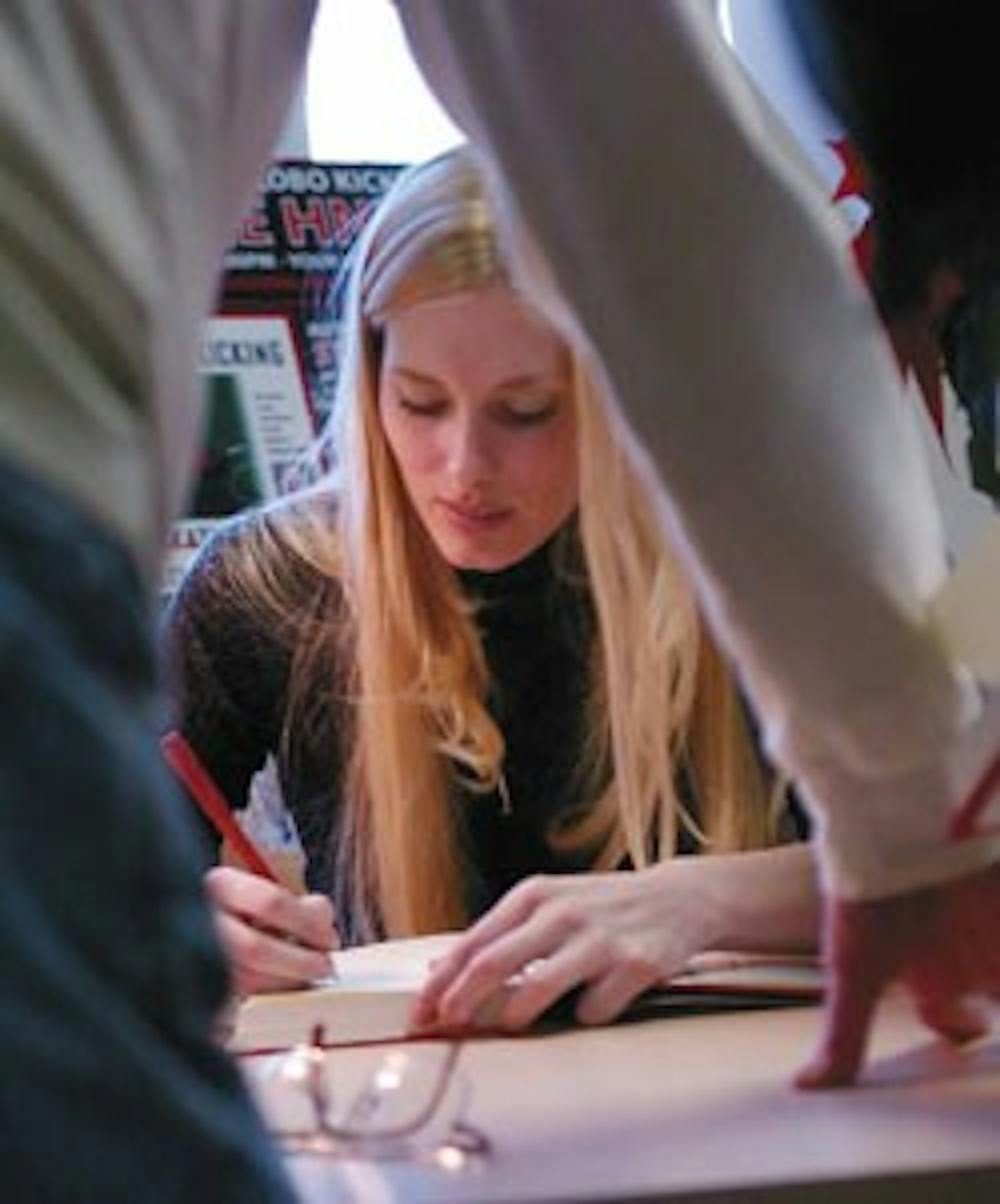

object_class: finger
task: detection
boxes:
[913,990,990,1046]
[905,929,991,1046]
[230,963,307,998]
[492,937,609,1031]
[433,901,582,1028]
[214,912,332,993]
[795,965,884,1090]
[205,866,336,951]
[413,932,512,1030]
[574,957,663,1027]
[413,938,494,1027]
[410,979,454,1031]
[413,879,557,1026]
[296,893,340,951]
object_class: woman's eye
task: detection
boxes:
[499,398,558,426]
[399,397,447,418]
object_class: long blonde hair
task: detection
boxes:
[267,147,782,938]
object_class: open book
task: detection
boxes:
[227,934,823,1055]
[623,950,823,1020]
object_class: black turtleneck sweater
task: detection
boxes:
[163,505,615,941]
[455,537,599,914]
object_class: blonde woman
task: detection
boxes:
[164,146,818,1024]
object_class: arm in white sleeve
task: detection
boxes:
[396,0,1000,897]
[0,1,316,572]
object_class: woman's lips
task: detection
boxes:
[436,498,513,531]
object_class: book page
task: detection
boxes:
[665,951,823,999]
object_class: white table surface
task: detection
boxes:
[241,994,1000,1203]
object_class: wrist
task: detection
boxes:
[645,858,728,952]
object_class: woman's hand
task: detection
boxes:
[412,843,819,1033]
[412,867,715,1032]
[205,865,339,996]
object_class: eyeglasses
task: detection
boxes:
[254,1026,491,1172]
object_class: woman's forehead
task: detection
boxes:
[380,283,569,383]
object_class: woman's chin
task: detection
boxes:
[434,533,531,574]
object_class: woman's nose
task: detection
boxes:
[445,418,494,484]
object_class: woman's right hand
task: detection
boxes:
[204,865,339,996]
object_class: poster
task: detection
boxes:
[162,159,405,598]
[162,314,316,595]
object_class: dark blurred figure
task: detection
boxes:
[787,2,1000,503]
[0,3,314,1199]
[786,1,1000,503]
[785,2,1000,318]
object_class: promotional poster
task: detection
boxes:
[163,159,404,595]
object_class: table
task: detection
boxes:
[241,995,1000,1202]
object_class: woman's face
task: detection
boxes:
[378,281,578,571]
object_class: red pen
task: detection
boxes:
[161,729,279,883]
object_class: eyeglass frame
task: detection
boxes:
[273,1024,491,1165]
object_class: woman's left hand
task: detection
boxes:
[410,864,719,1032]
[411,842,819,1033]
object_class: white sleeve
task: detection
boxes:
[395,0,1000,897]
[0,1,316,570]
